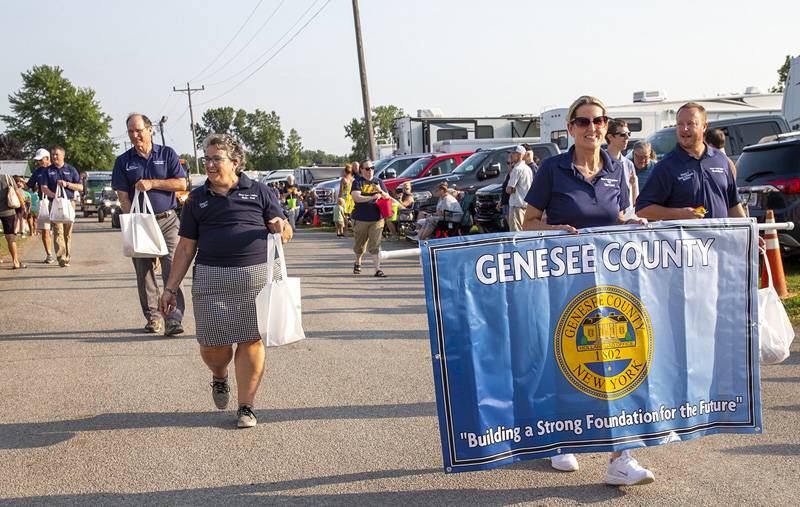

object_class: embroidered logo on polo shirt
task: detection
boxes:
[677,171,693,182]
[237,193,257,200]
[154,160,165,165]
[600,177,618,187]
[199,201,209,208]
[126,164,141,172]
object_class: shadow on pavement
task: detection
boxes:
[762,376,800,383]
[0,328,179,343]
[0,468,627,506]
[0,402,437,450]
[305,330,428,340]
[721,443,800,456]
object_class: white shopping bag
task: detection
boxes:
[49,185,76,223]
[120,189,168,258]
[256,233,305,346]
[758,248,795,364]
[38,196,51,224]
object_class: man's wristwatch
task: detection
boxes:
[164,287,178,296]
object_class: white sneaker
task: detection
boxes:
[550,453,579,472]
[604,450,655,486]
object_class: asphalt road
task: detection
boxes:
[1,217,798,506]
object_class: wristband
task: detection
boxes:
[164,287,178,296]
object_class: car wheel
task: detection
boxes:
[83,209,91,218]
[98,209,105,222]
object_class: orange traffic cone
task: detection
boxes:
[761,209,788,297]
[312,213,320,227]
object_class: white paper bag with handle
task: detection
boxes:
[120,189,168,258]
[38,195,51,224]
[256,233,305,346]
[49,185,76,223]
[759,247,795,364]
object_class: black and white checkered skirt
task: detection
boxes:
[192,262,273,347]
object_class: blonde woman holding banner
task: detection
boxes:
[523,96,653,486]
[159,134,285,429]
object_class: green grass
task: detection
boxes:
[778,257,800,323]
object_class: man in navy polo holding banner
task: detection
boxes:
[636,102,746,220]
[112,113,187,335]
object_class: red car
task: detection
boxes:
[382,151,474,193]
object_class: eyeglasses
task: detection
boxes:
[612,131,632,138]
[201,156,231,165]
[363,166,375,171]
[570,116,608,128]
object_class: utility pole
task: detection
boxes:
[173,82,205,174]
[351,0,377,161]
[158,115,168,146]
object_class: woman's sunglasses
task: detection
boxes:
[570,115,608,128]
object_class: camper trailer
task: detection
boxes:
[393,110,539,155]
[540,89,783,150]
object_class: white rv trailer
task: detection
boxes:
[782,56,800,131]
[540,90,783,150]
[432,137,541,154]
[393,110,539,155]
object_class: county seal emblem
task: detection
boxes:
[554,286,653,400]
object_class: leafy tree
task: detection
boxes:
[194,107,247,147]
[770,55,795,93]
[300,149,349,166]
[344,104,405,159]
[285,129,303,168]
[243,109,285,171]
[0,133,25,159]
[1,65,115,169]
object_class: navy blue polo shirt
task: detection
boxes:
[351,177,388,222]
[43,164,81,199]
[179,173,285,267]
[27,166,50,197]
[112,144,186,214]
[635,143,739,218]
[525,147,630,229]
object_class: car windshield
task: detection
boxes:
[453,151,491,174]
[648,130,677,159]
[86,177,112,192]
[736,143,800,184]
[374,157,391,172]
[398,157,433,179]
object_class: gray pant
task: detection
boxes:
[132,211,184,323]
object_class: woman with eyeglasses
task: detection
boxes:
[522,96,653,485]
[159,134,285,429]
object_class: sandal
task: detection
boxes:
[374,270,387,278]
[12,263,27,269]
[353,263,361,274]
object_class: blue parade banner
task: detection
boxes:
[420,219,762,473]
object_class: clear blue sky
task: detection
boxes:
[0,0,796,159]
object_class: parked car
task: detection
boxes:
[473,145,561,232]
[411,143,560,215]
[648,115,790,162]
[381,151,474,193]
[81,171,113,217]
[736,133,800,254]
[313,153,428,222]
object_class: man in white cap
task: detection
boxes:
[505,145,533,232]
[27,149,55,264]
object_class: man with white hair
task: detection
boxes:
[27,148,55,264]
[506,145,533,232]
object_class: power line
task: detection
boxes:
[173,84,205,174]
[206,0,321,88]
[197,0,332,106]
[196,0,286,83]
[189,0,266,83]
